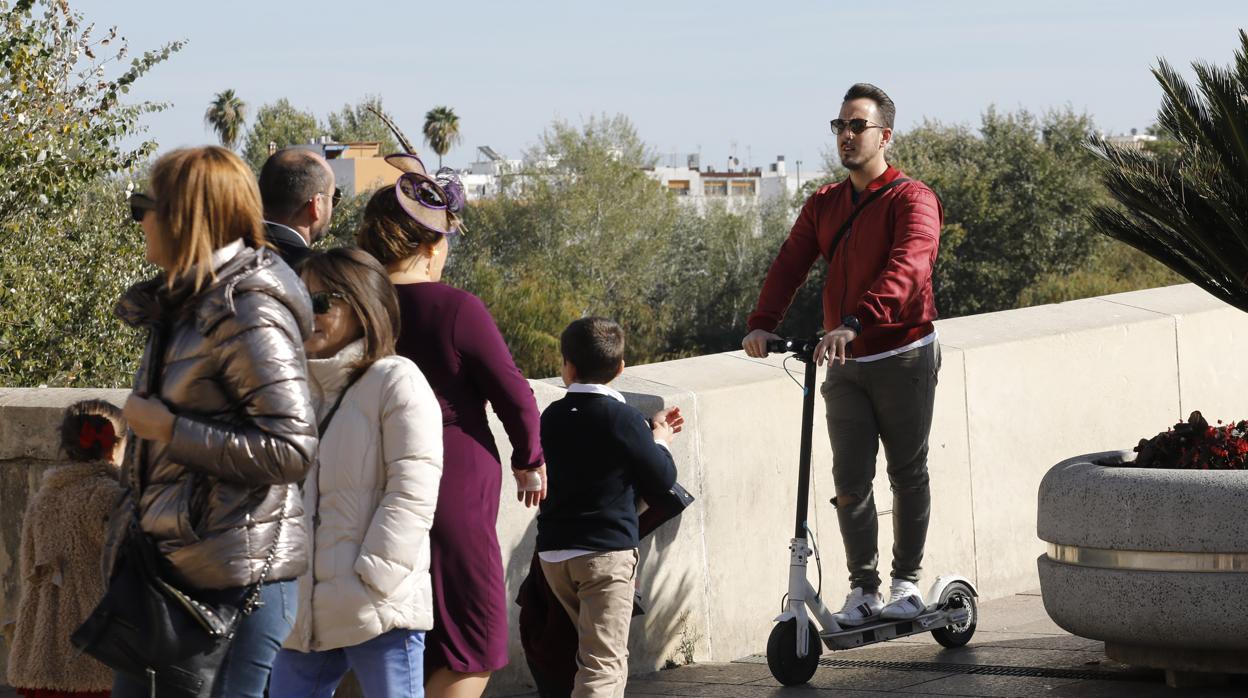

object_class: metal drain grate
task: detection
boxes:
[734,655,1154,682]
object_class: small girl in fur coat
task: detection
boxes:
[5,399,126,698]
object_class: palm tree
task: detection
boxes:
[204,89,247,150]
[422,106,462,169]
[1087,30,1248,312]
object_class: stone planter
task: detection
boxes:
[1037,451,1248,683]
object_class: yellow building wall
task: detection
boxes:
[352,158,401,195]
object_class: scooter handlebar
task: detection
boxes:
[765,337,820,356]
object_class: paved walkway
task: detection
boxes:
[512,591,1246,697]
[4,592,1240,697]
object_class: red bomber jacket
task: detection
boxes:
[747,165,943,358]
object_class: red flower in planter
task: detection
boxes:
[1133,411,1248,470]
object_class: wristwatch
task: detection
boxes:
[841,315,862,335]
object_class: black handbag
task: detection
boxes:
[70,316,288,697]
[70,503,286,696]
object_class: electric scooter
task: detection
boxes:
[762,337,979,686]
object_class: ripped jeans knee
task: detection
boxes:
[832,483,872,509]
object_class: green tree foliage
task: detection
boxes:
[204,88,246,149]
[1,0,181,219]
[241,98,321,170]
[327,94,397,153]
[1088,30,1248,312]
[422,105,461,169]
[1,0,180,387]
[450,115,788,377]
[1018,241,1182,307]
[666,200,799,351]
[881,108,1108,317]
[319,190,370,249]
[0,177,149,386]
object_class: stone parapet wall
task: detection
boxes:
[2,284,1245,695]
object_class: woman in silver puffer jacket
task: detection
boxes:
[109,146,319,698]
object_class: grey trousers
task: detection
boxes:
[821,340,940,592]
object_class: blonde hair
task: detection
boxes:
[148,146,267,289]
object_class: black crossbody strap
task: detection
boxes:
[233,370,365,616]
[821,177,911,262]
[317,370,363,435]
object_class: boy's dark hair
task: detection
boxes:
[61,399,125,463]
[561,316,625,384]
[258,148,332,221]
[843,83,896,129]
[300,247,400,371]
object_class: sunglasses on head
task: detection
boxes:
[128,192,157,222]
[830,118,885,136]
[310,290,346,315]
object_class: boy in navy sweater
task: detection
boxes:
[536,316,682,698]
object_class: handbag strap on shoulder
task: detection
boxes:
[239,369,366,614]
[822,177,911,261]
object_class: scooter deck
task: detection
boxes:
[820,606,971,650]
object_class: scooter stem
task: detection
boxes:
[793,350,817,539]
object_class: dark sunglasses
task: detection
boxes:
[830,118,885,136]
[128,192,157,222]
[397,173,447,209]
[310,290,346,315]
[331,187,342,206]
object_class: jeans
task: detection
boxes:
[821,340,940,591]
[269,628,426,698]
[111,580,297,698]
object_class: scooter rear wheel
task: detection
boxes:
[931,581,977,648]
[766,618,821,685]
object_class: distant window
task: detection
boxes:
[704,180,727,196]
[668,179,690,196]
[731,180,756,196]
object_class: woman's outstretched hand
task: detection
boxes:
[514,463,547,508]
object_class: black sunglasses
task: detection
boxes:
[331,186,342,206]
[128,192,157,222]
[830,118,885,136]
[310,290,346,315]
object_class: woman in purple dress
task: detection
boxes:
[357,153,545,698]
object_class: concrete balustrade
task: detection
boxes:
[3,283,1248,695]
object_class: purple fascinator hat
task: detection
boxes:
[368,105,464,236]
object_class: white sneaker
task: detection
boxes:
[880,579,925,620]
[833,587,883,627]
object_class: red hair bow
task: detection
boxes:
[79,420,117,453]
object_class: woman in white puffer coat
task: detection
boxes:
[270,247,443,698]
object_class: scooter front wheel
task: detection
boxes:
[931,581,977,648]
[766,618,821,685]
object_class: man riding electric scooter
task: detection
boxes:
[743,82,944,627]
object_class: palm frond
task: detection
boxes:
[1089,31,1248,312]
[1193,61,1248,175]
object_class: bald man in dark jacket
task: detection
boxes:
[258,148,338,268]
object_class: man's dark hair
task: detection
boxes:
[561,316,625,384]
[258,148,331,221]
[843,83,896,129]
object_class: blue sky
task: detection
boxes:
[76,0,1244,171]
